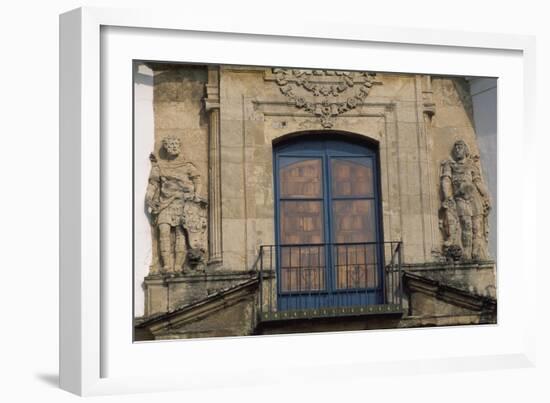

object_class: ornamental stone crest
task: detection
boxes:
[439,140,491,262]
[273,68,376,128]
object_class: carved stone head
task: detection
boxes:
[162,136,181,157]
[452,140,470,161]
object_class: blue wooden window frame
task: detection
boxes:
[273,134,385,310]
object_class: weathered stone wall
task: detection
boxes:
[152,64,209,188]
[154,297,256,340]
[148,64,209,268]
[136,272,495,341]
[144,270,256,316]
[142,64,492,273]
[138,64,496,333]
[404,262,496,298]
[218,68,466,269]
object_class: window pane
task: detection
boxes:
[332,199,378,289]
[332,199,376,243]
[280,158,322,198]
[280,201,324,244]
[334,244,378,289]
[280,246,326,292]
[331,158,373,197]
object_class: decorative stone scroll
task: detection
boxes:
[439,140,491,262]
[272,69,377,128]
[146,136,208,274]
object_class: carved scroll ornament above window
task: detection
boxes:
[272,69,377,128]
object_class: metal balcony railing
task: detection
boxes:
[255,241,403,322]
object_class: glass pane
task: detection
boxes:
[280,158,322,198]
[332,199,376,243]
[331,158,373,197]
[332,200,378,289]
[334,244,378,289]
[280,201,324,244]
[280,246,326,292]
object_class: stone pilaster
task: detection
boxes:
[205,66,223,263]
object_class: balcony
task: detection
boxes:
[256,241,403,322]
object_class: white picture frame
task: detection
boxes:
[60,6,537,396]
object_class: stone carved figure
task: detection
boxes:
[146,136,208,274]
[440,140,491,261]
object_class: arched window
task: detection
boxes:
[273,134,384,311]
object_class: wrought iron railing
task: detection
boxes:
[256,241,403,321]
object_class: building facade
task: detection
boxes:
[134,64,496,341]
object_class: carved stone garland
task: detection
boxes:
[273,69,376,128]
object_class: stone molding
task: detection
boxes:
[252,99,392,119]
[403,271,496,315]
[138,278,259,337]
[145,269,258,285]
[403,259,496,298]
[143,270,257,316]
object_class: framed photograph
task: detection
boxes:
[60,7,536,396]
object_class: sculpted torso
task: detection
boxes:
[440,140,491,261]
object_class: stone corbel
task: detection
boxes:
[204,66,222,264]
[422,75,436,121]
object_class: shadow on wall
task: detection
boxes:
[468,77,497,260]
